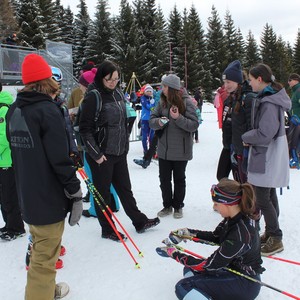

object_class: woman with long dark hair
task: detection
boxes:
[79,60,160,241]
[149,74,199,219]
[242,63,291,256]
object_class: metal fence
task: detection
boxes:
[0,43,77,100]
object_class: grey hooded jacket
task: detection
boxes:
[242,88,291,188]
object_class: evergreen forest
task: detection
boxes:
[1,0,300,97]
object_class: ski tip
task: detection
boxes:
[135,263,141,269]
[138,251,144,258]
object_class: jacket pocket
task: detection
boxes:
[248,146,268,173]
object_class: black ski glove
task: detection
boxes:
[64,188,83,226]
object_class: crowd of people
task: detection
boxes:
[0,50,299,300]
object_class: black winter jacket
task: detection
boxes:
[6,91,81,225]
[173,212,264,276]
[222,81,255,154]
[79,84,128,161]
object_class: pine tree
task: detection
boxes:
[52,0,73,43]
[72,0,91,75]
[131,0,158,82]
[185,5,207,92]
[244,30,260,70]
[235,28,245,63]
[17,0,44,48]
[260,23,278,69]
[151,5,169,81]
[276,36,293,84]
[205,5,226,91]
[293,29,300,74]
[61,6,74,45]
[176,8,188,82]
[223,10,238,65]
[131,0,145,82]
[167,5,182,75]
[85,0,112,64]
[111,0,137,84]
[0,0,18,41]
[37,0,60,44]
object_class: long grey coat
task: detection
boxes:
[242,88,291,188]
[149,93,199,161]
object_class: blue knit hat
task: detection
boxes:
[222,60,243,84]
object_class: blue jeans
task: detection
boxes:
[141,120,154,152]
[175,268,261,300]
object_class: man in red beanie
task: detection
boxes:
[6,53,82,300]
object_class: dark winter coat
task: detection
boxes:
[222,81,255,154]
[55,97,78,155]
[149,92,199,161]
[79,84,128,161]
[242,87,291,188]
[290,82,300,117]
[173,212,263,276]
[6,91,81,225]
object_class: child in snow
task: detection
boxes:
[140,84,156,153]
[157,178,264,300]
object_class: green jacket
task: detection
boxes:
[0,91,14,167]
[291,82,300,117]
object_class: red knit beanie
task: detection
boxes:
[22,53,52,85]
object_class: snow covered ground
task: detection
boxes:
[1,102,300,300]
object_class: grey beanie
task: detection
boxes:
[161,74,181,90]
[222,60,243,84]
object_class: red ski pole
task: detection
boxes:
[173,233,300,267]
[77,168,141,268]
[78,168,143,257]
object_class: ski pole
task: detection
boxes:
[172,232,300,266]
[265,255,300,266]
[78,168,143,257]
[77,168,141,268]
[162,239,300,300]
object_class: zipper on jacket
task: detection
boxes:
[113,91,122,155]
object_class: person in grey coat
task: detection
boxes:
[242,63,291,257]
[149,74,199,219]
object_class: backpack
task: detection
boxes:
[73,89,102,150]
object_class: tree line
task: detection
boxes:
[1,0,300,98]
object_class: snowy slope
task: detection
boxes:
[1,102,300,300]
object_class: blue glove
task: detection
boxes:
[156,246,177,258]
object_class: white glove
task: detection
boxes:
[169,228,193,244]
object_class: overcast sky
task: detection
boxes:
[61,0,299,45]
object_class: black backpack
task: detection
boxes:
[73,89,102,150]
